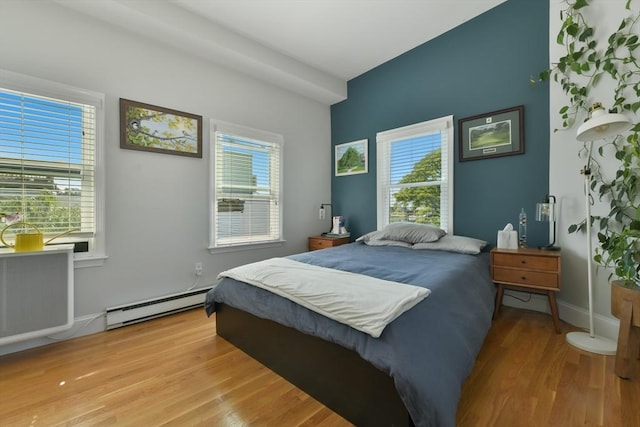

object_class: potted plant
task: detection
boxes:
[537,0,639,285]
[537,0,639,376]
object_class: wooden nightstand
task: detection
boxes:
[491,247,562,333]
[308,235,350,251]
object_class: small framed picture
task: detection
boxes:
[335,139,368,176]
[120,98,202,158]
[458,105,524,161]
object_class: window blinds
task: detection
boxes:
[212,126,282,247]
[376,116,453,232]
[0,88,96,237]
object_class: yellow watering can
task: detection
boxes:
[0,222,78,252]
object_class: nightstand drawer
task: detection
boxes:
[492,253,558,271]
[308,235,350,251]
[492,267,559,289]
[309,239,333,250]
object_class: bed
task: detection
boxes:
[205,237,495,427]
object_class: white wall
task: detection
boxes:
[548,0,639,338]
[0,0,331,352]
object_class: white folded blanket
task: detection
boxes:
[218,257,430,338]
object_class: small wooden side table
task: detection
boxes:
[491,247,562,333]
[611,280,640,379]
[308,235,350,251]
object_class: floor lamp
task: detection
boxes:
[565,103,632,355]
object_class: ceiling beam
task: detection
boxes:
[53,0,347,104]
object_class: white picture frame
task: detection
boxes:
[335,139,368,176]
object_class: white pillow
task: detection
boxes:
[412,235,488,254]
[357,222,445,244]
[362,239,413,248]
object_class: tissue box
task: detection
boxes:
[497,230,518,249]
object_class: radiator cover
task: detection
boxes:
[0,246,74,346]
[105,286,212,329]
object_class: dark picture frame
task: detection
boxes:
[120,98,203,158]
[458,105,524,162]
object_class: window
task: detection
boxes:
[376,115,453,232]
[0,70,105,265]
[210,120,283,250]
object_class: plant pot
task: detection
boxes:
[611,280,640,379]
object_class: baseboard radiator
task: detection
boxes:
[106,287,212,330]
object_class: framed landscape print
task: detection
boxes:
[120,98,203,158]
[458,105,524,161]
[335,139,368,176]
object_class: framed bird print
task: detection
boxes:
[120,98,203,158]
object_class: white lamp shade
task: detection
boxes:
[576,104,632,141]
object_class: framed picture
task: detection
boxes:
[458,105,524,162]
[335,139,368,176]
[120,98,202,158]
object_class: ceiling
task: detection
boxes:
[54,0,507,104]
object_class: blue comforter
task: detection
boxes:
[205,243,495,427]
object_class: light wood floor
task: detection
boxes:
[1,307,638,426]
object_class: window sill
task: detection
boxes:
[0,247,107,268]
[74,253,108,269]
[208,240,285,254]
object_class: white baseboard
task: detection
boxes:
[0,312,106,356]
[3,291,621,356]
[557,299,620,341]
[502,290,619,340]
[502,290,552,313]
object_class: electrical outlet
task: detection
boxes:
[319,207,326,220]
[195,262,203,276]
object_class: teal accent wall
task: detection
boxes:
[330,0,550,247]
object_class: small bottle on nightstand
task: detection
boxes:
[518,208,527,247]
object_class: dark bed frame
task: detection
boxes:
[216,303,414,427]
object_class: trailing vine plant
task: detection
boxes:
[534,0,640,286]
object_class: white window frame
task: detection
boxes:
[0,69,106,267]
[209,119,284,252]
[376,115,454,232]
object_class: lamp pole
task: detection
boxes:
[565,141,616,355]
[582,143,595,338]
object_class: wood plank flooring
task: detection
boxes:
[0,306,638,426]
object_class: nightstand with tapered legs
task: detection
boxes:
[491,247,562,333]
